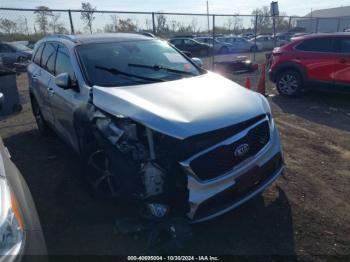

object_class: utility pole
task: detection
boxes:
[207,1,210,34]
[25,18,29,36]
[270,1,279,48]
[310,8,313,33]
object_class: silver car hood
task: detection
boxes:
[92,72,268,139]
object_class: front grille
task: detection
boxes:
[194,152,283,221]
[190,121,270,180]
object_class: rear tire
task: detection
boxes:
[31,97,52,136]
[276,70,302,97]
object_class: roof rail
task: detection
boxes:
[45,34,77,43]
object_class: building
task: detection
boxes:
[296,6,350,33]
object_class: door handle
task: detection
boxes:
[31,74,38,82]
[339,58,347,64]
[47,87,55,95]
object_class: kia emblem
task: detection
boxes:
[234,143,250,157]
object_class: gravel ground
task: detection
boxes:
[0,73,349,259]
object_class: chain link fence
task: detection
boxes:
[1,7,350,81]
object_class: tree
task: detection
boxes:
[155,13,168,34]
[49,13,63,33]
[34,6,53,35]
[276,12,289,32]
[81,2,96,34]
[190,18,198,33]
[0,18,17,34]
[251,6,272,34]
[225,13,243,34]
[104,16,137,33]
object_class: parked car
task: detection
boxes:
[0,42,32,68]
[249,35,287,50]
[239,33,254,40]
[0,93,47,257]
[28,33,284,224]
[12,40,36,50]
[194,36,234,54]
[169,37,211,57]
[269,33,350,96]
[216,36,262,52]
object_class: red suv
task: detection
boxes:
[269,33,350,96]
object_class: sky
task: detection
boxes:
[0,0,349,16]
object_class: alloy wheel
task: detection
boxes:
[87,150,120,198]
[278,74,299,95]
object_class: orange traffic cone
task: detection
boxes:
[257,63,267,96]
[245,77,251,90]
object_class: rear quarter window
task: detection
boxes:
[296,38,334,52]
[41,43,57,74]
[33,43,45,65]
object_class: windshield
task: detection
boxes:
[77,40,203,87]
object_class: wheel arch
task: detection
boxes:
[274,62,308,85]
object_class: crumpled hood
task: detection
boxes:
[92,72,268,139]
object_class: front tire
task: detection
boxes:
[31,97,52,136]
[276,70,302,97]
[85,147,121,200]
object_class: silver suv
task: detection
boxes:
[28,33,284,223]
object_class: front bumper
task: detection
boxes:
[268,69,276,83]
[181,120,283,223]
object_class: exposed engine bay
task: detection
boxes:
[74,104,192,249]
[90,110,190,216]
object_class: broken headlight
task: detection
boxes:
[0,176,24,255]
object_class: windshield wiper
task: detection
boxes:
[128,63,196,76]
[95,65,165,83]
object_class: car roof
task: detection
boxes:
[293,32,350,41]
[42,33,155,45]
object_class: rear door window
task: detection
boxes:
[296,38,334,52]
[41,42,58,74]
[33,43,45,65]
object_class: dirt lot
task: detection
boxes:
[0,73,349,259]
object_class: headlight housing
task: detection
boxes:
[0,176,24,255]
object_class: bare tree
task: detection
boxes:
[0,18,17,34]
[145,18,152,31]
[190,18,198,33]
[225,13,243,34]
[155,13,168,34]
[251,6,272,34]
[104,16,137,33]
[34,6,53,35]
[49,13,62,33]
[81,2,96,34]
[169,20,177,32]
[276,12,289,32]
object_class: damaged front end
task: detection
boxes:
[81,108,193,250]
[86,109,190,221]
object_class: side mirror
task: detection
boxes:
[192,57,203,68]
[0,93,4,111]
[55,73,71,89]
